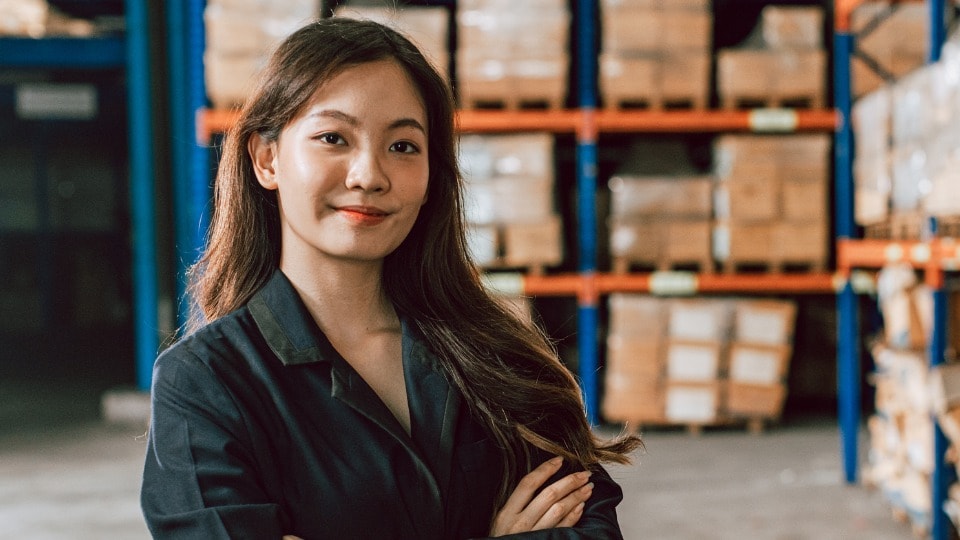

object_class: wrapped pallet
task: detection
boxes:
[599,0,711,109]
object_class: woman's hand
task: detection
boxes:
[489,456,594,536]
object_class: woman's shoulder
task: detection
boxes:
[154,306,263,375]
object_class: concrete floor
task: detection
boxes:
[0,379,916,540]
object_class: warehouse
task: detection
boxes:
[1,0,958,538]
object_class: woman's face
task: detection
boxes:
[250,59,429,268]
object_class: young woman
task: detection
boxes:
[141,18,641,539]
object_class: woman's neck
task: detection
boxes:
[280,254,398,342]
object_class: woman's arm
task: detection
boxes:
[141,349,285,539]
[483,457,626,540]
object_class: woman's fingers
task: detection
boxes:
[529,476,593,530]
[556,501,586,528]
[497,456,564,517]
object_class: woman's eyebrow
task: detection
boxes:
[306,109,425,134]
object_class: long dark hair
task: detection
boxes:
[189,17,641,510]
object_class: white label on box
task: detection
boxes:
[738,310,789,344]
[670,303,723,341]
[667,343,718,381]
[16,83,97,120]
[665,386,717,423]
[730,347,782,384]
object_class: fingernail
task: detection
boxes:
[575,502,585,513]
[577,471,592,481]
[549,456,563,466]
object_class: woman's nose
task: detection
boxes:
[345,149,390,193]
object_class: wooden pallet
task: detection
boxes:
[863,212,927,240]
[612,256,714,275]
[719,94,825,110]
[460,95,566,111]
[602,94,707,111]
[620,416,774,436]
[720,259,827,274]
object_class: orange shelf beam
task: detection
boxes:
[198,107,840,144]
[595,109,840,133]
[456,109,580,133]
[595,272,838,295]
[837,238,934,271]
[521,273,584,297]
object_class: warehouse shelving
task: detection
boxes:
[834,0,954,538]
[178,0,842,425]
[0,1,158,391]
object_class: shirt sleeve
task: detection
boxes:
[472,461,626,540]
[141,347,284,540]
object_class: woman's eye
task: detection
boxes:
[390,141,420,154]
[318,133,345,145]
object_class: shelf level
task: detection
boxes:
[0,36,125,69]
[483,271,839,298]
[197,107,840,144]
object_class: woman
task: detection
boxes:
[141,18,641,539]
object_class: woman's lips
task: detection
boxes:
[336,206,389,225]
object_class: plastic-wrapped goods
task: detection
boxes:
[668,299,732,342]
[733,300,796,345]
[852,86,892,160]
[854,153,892,225]
[0,0,48,37]
[925,154,960,217]
[462,177,554,225]
[333,6,449,79]
[890,144,932,212]
[761,6,823,49]
[891,66,939,146]
[716,48,826,108]
[608,294,666,339]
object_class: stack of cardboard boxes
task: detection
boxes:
[459,133,563,272]
[717,6,826,108]
[602,295,797,432]
[607,175,714,273]
[712,134,831,272]
[598,0,712,109]
[203,0,319,109]
[456,0,569,109]
[851,1,929,98]
[333,6,450,81]
[865,264,937,536]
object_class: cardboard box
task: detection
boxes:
[457,6,569,52]
[501,215,563,268]
[459,133,555,183]
[665,340,722,382]
[466,224,498,266]
[600,51,710,108]
[602,375,664,422]
[725,382,787,418]
[204,51,265,109]
[457,52,568,109]
[717,48,825,107]
[734,300,797,345]
[728,342,792,385]
[713,177,779,222]
[601,7,711,53]
[851,1,928,97]
[782,178,827,222]
[668,299,731,342]
[713,221,775,265]
[761,6,823,49]
[774,220,828,268]
[608,175,713,218]
[665,382,720,423]
[334,6,449,78]
[608,294,667,339]
[606,335,664,378]
[609,219,712,269]
[463,177,554,225]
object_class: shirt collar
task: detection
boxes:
[247,269,339,366]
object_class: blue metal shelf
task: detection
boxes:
[0,36,125,69]
[836,1,953,538]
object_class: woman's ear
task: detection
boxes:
[248,133,279,190]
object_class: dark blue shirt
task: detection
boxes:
[141,270,625,539]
